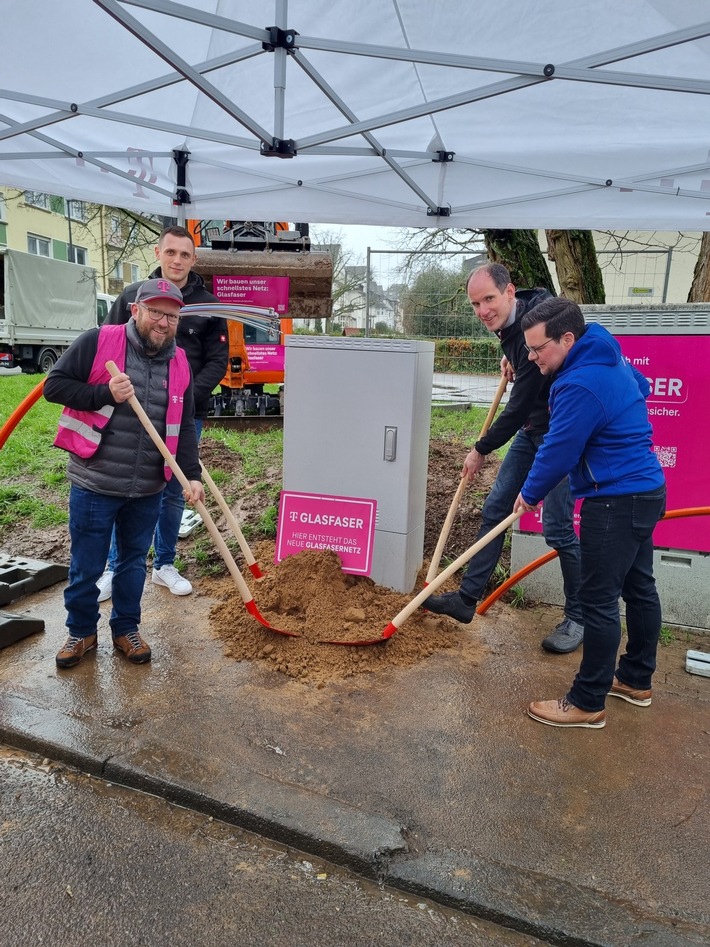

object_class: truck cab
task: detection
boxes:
[96,293,115,326]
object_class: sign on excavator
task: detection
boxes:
[190,220,333,420]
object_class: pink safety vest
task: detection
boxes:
[53,324,191,480]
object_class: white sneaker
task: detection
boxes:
[96,570,114,603]
[152,564,192,596]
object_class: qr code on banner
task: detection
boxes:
[654,445,677,468]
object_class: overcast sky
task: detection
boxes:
[311,223,413,264]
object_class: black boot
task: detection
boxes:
[422,591,476,624]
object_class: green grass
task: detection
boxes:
[0,485,67,528]
[257,504,278,537]
[0,375,69,529]
[430,405,489,441]
[509,585,527,609]
[0,374,66,480]
[429,404,509,461]
[203,426,282,482]
[659,625,676,646]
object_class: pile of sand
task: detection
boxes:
[208,543,474,686]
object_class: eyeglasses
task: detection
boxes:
[139,304,180,326]
[523,338,556,358]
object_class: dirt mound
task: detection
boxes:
[207,542,482,687]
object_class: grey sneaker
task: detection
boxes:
[96,570,113,603]
[542,617,584,653]
[422,591,476,624]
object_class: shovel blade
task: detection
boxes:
[319,622,398,647]
[245,600,301,638]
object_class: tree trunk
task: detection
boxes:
[545,230,605,303]
[688,232,710,301]
[482,230,555,293]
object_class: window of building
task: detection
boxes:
[68,200,88,222]
[27,234,51,257]
[113,260,123,280]
[0,192,6,221]
[131,264,140,282]
[68,245,88,265]
[109,215,122,246]
[24,191,50,210]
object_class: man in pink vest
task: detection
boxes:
[45,278,205,668]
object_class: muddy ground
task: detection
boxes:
[1,434,506,682]
[1,434,703,689]
[0,435,499,585]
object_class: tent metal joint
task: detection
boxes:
[172,148,191,205]
[427,206,451,217]
[432,151,455,162]
[261,138,297,158]
[263,27,298,52]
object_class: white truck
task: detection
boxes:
[0,248,113,374]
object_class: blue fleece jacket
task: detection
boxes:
[521,323,665,504]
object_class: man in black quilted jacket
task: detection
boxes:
[424,263,584,654]
[98,225,228,599]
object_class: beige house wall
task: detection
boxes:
[0,186,159,294]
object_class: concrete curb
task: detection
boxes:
[2,692,707,947]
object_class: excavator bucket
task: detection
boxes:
[193,249,333,322]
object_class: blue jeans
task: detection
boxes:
[108,419,202,571]
[460,428,582,623]
[65,485,163,639]
[568,485,666,712]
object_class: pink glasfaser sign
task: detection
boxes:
[520,334,710,553]
[275,492,377,575]
[244,344,285,373]
[213,274,290,313]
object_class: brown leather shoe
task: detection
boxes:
[113,631,151,664]
[56,634,98,668]
[528,696,606,729]
[608,678,652,707]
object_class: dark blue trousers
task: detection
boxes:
[568,485,666,711]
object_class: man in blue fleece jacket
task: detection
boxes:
[513,297,666,730]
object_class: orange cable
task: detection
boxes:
[0,378,46,450]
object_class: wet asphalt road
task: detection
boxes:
[0,746,552,947]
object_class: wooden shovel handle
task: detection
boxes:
[391,510,522,633]
[105,360,255,605]
[200,461,260,572]
[425,374,508,582]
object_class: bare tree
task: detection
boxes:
[688,232,710,301]
[483,230,555,292]
[394,226,555,291]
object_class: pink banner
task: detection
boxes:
[213,274,290,313]
[275,492,377,575]
[245,344,285,373]
[520,334,710,552]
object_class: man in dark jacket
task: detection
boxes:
[45,278,205,668]
[515,298,666,728]
[424,263,584,653]
[98,225,228,598]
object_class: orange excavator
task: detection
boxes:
[189,220,333,417]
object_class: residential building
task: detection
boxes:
[335,265,399,332]
[0,185,161,294]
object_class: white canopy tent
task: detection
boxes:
[2,0,710,231]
